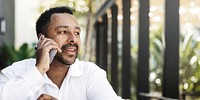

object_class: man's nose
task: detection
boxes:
[67,33,76,43]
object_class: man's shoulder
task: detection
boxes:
[78,60,98,69]
[78,60,105,74]
[79,60,96,66]
[1,58,36,72]
[10,58,36,67]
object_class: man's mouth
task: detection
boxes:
[61,44,78,55]
[64,47,77,54]
[67,47,76,52]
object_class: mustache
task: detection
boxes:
[61,43,78,50]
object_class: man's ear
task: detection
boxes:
[37,33,43,39]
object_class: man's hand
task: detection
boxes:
[37,94,58,100]
[35,35,61,75]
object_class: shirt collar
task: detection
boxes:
[67,58,83,77]
[44,58,83,80]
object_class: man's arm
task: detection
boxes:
[0,65,45,100]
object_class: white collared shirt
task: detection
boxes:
[0,58,118,100]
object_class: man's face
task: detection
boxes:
[46,13,81,65]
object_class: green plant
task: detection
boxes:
[147,25,200,98]
[149,27,164,92]
[0,43,35,69]
[179,30,200,98]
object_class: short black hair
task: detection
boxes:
[36,6,73,36]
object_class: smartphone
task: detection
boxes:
[36,36,57,64]
[49,49,57,64]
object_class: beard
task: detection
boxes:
[54,43,78,66]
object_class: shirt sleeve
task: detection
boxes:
[0,66,45,100]
[86,65,119,100]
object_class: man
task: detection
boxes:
[0,6,118,100]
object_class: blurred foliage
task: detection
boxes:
[149,27,164,92]
[131,40,138,100]
[179,26,200,98]
[0,43,35,69]
[147,25,200,98]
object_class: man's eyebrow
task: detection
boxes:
[55,25,68,30]
[55,25,81,31]
[75,26,81,31]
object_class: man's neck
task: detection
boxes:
[47,60,70,88]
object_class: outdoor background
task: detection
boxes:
[1,0,200,99]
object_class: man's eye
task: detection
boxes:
[74,32,80,35]
[58,31,67,34]
[58,31,63,34]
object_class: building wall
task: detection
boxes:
[15,0,39,48]
[0,0,15,46]
[0,0,40,48]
